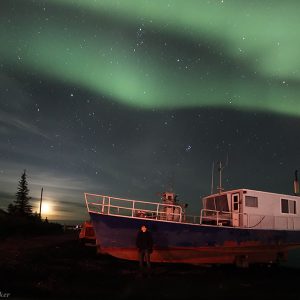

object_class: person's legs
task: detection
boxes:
[139,250,145,269]
[144,249,151,269]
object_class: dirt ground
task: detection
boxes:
[1,231,300,299]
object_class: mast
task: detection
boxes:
[217,161,224,194]
[216,153,228,194]
[294,170,299,196]
[210,161,214,194]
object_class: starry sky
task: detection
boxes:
[1,0,300,223]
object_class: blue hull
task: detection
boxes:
[90,212,300,264]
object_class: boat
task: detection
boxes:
[78,220,96,247]
[84,170,300,266]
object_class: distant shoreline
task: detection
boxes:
[51,219,85,225]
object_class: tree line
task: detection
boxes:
[1,170,62,236]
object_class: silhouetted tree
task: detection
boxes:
[7,203,17,214]
[8,170,32,216]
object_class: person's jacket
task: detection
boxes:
[136,230,153,251]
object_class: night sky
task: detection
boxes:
[1,0,300,223]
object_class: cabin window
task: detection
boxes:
[205,198,215,210]
[281,199,288,213]
[233,195,239,211]
[281,199,296,214]
[215,195,229,212]
[245,196,258,208]
[204,195,229,212]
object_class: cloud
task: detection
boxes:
[0,111,50,139]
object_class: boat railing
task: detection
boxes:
[200,209,235,226]
[85,193,300,229]
[200,208,300,230]
[85,193,183,222]
[247,214,300,230]
[183,214,201,224]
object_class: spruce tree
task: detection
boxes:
[7,203,17,214]
[13,170,32,216]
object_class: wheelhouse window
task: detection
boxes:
[216,195,229,211]
[245,196,258,208]
[281,199,296,214]
[205,198,215,210]
[204,195,229,212]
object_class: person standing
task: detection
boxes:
[136,224,153,273]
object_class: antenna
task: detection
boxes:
[294,170,299,195]
[210,161,214,194]
[213,151,230,194]
[217,161,225,194]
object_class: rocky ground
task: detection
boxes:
[1,231,300,299]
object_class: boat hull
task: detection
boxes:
[90,212,300,265]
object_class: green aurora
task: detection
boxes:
[1,0,300,115]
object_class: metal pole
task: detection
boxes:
[210,161,214,194]
[217,161,223,193]
[219,161,222,193]
[39,187,43,218]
